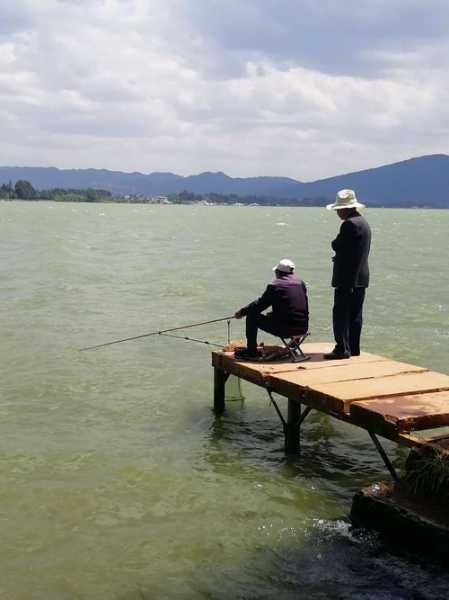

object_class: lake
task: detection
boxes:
[1,201,448,599]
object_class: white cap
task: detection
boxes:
[326,188,365,210]
[273,258,295,273]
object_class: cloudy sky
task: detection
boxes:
[1,0,448,179]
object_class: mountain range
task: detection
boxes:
[1,154,448,207]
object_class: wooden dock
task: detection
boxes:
[212,343,449,478]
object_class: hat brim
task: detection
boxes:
[326,201,365,210]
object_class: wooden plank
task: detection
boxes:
[274,353,389,371]
[266,361,428,410]
[211,344,390,384]
[350,391,449,436]
[399,430,449,452]
[212,351,293,385]
[278,343,389,370]
[405,425,449,440]
[289,342,387,363]
[212,349,315,386]
[308,371,449,413]
[271,360,425,387]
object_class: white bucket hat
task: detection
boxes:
[326,189,365,211]
[273,258,295,273]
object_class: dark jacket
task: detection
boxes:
[241,273,309,333]
[331,213,371,289]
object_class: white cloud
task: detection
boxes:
[0,0,448,179]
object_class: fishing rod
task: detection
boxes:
[158,332,223,348]
[79,316,234,351]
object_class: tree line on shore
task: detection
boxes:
[0,180,112,202]
[169,190,324,206]
[1,179,326,207]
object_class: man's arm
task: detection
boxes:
[331,219,357,252]
[302,281,309,320]
[332,219,363,288]
[235,285,274,318]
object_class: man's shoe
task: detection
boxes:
[323,350,350,360]
[234,348,260,360]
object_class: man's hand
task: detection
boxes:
[234,309,244,319]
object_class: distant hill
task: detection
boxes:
[297,154,449,208]
[1,154,448,207]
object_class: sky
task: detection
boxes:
[1,0,448,180]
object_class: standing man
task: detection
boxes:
[325,189,371,359]
[234,259,309,360]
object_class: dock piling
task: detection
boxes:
[213,368,229,413]
[286,398,301,453]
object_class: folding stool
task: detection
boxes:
[279,331,310,362]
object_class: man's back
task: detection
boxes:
[268,274,308,332]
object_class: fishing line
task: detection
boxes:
[79,315,234,351]
[158,332,223,347]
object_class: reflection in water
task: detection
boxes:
[206,403,403,497]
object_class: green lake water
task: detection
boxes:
[1,201,448,599]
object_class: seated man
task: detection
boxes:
[234,259,309,359]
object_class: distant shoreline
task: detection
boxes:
[1,197,446,209]
[1,154,449,208]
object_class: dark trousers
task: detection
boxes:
[245,311,280,353]
[332,287,366,356]
[246,311,307,352]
